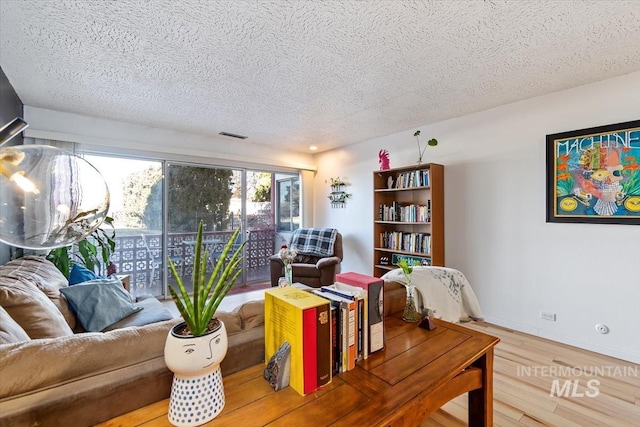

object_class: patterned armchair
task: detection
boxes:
[269,228,343,288]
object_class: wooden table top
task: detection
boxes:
[101,316,499,427]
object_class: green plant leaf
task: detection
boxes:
[46,246,72,278]
[168,221,244,336]
[46,216,117,277]
[397,259,413,276]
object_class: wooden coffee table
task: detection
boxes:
[102,315,499,426]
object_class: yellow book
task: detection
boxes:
[264,287,331,396]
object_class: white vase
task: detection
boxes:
[164,319,228,426]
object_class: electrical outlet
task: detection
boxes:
[540,311,556,321]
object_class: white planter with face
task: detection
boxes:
[164,320,228,426]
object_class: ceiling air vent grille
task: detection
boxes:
[219,132,247,139]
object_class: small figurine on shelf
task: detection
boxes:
[378,149,390,170]
[413,130,438,164]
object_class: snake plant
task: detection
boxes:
[168,221,245,336]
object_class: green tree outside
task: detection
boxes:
[253,172,272,202]
[165,165,234,232]
[122,165,162,228]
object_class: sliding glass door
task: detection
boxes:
[83,154,299,297]
[244,170,276,283]
[84,155,164,297]
[166,164,239,292]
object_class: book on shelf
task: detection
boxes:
[335,272,385,355]
[264,287,332,396]
[378,201,431,223]
[391,253,431,267]
[393,169,430,189]
[312,288,356,372]
[379,231,431,254]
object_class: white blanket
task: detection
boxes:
[381,266,483,323]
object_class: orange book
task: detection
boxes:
[265,287,331,396]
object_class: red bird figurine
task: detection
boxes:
[379,149,390,170]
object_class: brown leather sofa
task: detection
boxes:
[269,232,343,287]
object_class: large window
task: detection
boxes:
[166,164,239,292]
[82,154,299,297]
[84,155,164,296]
[276,176,300,232]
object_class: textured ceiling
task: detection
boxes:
[1,0,640,153]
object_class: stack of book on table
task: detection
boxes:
[314,272,385,375]
[335,272,385,358]
[264,273,385,395]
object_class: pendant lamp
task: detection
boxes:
[0,118,110,250]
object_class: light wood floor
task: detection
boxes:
[423,321,640,427]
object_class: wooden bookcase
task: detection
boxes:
[373,163,444,277]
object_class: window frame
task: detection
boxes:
[276,176,300,233]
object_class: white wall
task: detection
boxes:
[314,71,640,363]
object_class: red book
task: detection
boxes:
[303,307,317,394]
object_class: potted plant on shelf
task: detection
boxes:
[413,130,438,164]
[164,221,244,426]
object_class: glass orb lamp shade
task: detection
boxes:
[0,145,110,250]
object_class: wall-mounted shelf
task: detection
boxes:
[328,178,351,208]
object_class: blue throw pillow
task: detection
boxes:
[69,264,98,285]
[60,277,142,332]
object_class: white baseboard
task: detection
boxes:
[483,315,640,365]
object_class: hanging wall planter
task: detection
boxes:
[327,177,352,208]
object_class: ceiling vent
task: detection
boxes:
[219,132,247,139]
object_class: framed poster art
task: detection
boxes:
[546,120,640,224]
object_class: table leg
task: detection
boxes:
[468,348,494,427]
